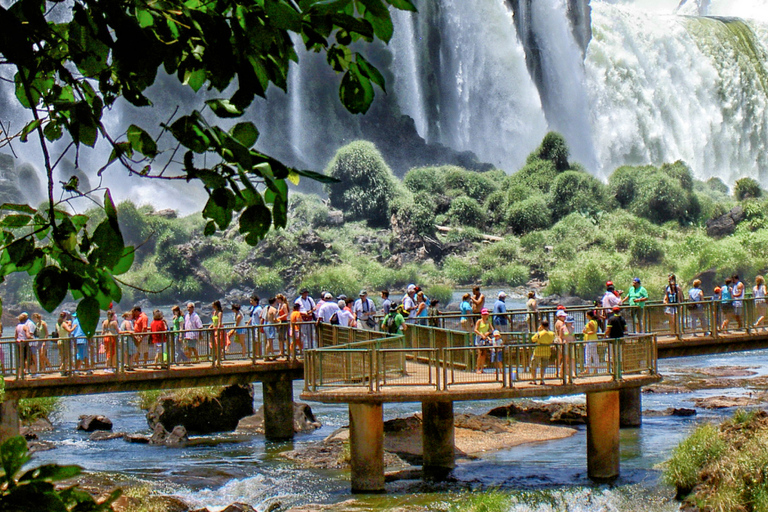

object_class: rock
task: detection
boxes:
[644,408,697,417]
[297,232,329,253]
[327,209,344,225]
[150,424,169,445]
[692,268,718,295]
[24,417,54,433]
[113,495,189,512]
[22,430,38,440]
[77,415,113,432]
[487,400,587,425]
[224,288,252,305]
[221,503,257,512]
[28,440,56,453]
[147,384,254,435]
[166,426,189,445]
[151,208,177,219]
[643,384,689,394]
[692,395,760,409]
[89,431,127,441]
[124,434,151,444]
[236,402,321,435]
[706,205,745,238]
[280,437,408,470]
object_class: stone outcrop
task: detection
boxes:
[146,384,255,434]
[644,408,696,418]
[706,205,745,238]
[150,424,189,445]
[487,400,587,425]
[77,415,113,432]
[236,402,321,435]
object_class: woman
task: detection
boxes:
[228,304,246,356]
[526,291,538,333]
[171,305,185,362]
[16,313,33,376]
[664,273,683,335]
[276,294,290,357]
[119,312,135,370]
[415,291,428,326]
[460,293,472,333]
[721,278,734,332]
[150,309,169,367]
[427,299,440,328]
[688,279,706,335]
[100,310,119,371]
[33,313,51,373]
[755,276,767,329]
[56,312,74,376]
[583,310,599,374]
[554,310,569,375]
[211,300,224,363]
[473,308,492,374]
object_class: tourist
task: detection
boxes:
[290,302,303,360]
[210,300,225,363]
[380,290,391,317]
[228,304,245,357]
[353,290,377,330]
[754,276,767,329]
[663,274,683,335]
[183,302,202,362]
[294,290,314,349]
[381,304,406,334]
[23,313,39,375]
[33,313,51,373]
[688,279,706,335]
[554,309,568,373]
[526,291,538,333]
[248,295,263,326]
[336,300,355,327]
[493,291,508,332]
[132,306,149,367]
[171,305,186,362]
[583,310,600,374]
[731,274,745,330]
[265,297,279,358]
[605,306,626,339]
[470,286,485,316]
[721,278,734,332]
[531,319,554,385]
[16,313,33,376]
[71,312,90,375]
[100,310,118,372]
[150,309,168,367]
[623,277,648,332]
[460,293,472,333]
[317,293,340,325]
[491,330,504,371]
[120,311,135,370]
[276,294,290,357]
[56,312,74,375]
[415,291,428,325]
[403,285,417,323]
[473,308,492,374]
[602,282,622,321]
[428,299,440,327]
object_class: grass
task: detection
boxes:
[18,397,58,424]
[446,491,512,512]
[136,386,223,410]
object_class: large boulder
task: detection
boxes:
[236,402,322,434]
[706,205,745,238]
[487,400,587,425]
[77,415,113,432]
[150,424,189,446]
[147,384,255,434]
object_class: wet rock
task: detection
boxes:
[692,395,762,409]
[221,503,258,512]
[644,408,697,417]
[224,288,252,306]
[124,434,150,444]
[487,400,587,425]
[280,436,408,470]
[147,384,254,435]
[23,417,54,433]
[150,424,169,444]
[22,430,37,440]
[706,205,745,238]
[454,413,512,434]
[236,402,321,435]
[166,426,189,445]
[77,415,113,432]
[113,495,189,512]
[89,431,126,441]
[643,384,689,394]
[28,440,56,453]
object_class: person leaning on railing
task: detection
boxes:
[183,302,203,363]
[530,319,554,385]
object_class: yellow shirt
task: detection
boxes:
[532,329,555,358]
[584,319,598,341]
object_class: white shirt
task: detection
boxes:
[318,302,341,323]
[337,309,355,327]
[403,295,417,318]
[353,298,375,320]
[602,292,622,310]
[294,296,316,314]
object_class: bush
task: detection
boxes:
[446,196,484,228]
[390,192,437,236]
[403,166,446,195]
[300,264,361,297]
[519,231,546,252]
[549,170,608,221]
[18,398,58,423]
[509,158,558,194]
[443,256,482,284]
[734,177,762,201]
[484,190,508,228]
[660,160,694,192]
[663,423,726,493]
[443,167,499,202]
[630,235,664,264]
[427,284,454,306]
[324,141,400,227]
[288,193,330,229]
[482,264,528,286]
[630,173,689,224]
[537,131,570,171]
[608,165,647,207]
[252,266,285,296]
[507,195,551,235]
[707,176,729,194]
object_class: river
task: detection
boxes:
[27,347,766,511]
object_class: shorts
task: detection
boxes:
[265,326,277,340]
[733,306,743,316]
[474,336,489,347]
[184,338,197,349]
[490,348,503,363]
[76,342,87,361]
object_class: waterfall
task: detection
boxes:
[390,9,429,139]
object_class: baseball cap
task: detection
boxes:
[612,306,621,312]
[492,330,501,337]
[556,310,567,317]
[323,293,333,300]
[498,291,507,298]
[337,294,347,301]
[633,277,641,283]
[714,286,721,293]
[556,305,566,310]
[606,281,613,287]
[481,308,489,315]
[300,288,309,294]
[359,290,367,296]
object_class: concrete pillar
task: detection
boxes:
[349,402,384,493]
[422,401,455,480]
[619,386,642,428]
[262,375,294,441]
[586,390,620,481]
[0,400,20,443]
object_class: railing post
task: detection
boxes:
[615,339,623,381]
[369,348,375,393]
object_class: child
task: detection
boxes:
[290,302,303,360]
[120,312,135,370]
[150,309,168,367]
[227,304,245,357]
[491,330,504,371]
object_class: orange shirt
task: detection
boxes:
[290,311,302,325]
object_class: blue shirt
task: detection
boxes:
[460,300,471,321]
[493,299,508,325]
[72,318,87,345]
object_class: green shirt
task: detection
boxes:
[627,286,648,307]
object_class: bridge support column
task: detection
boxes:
[263,375,294,441]
[349,402,384,493]
[586,390,620,481]
[422,400,455,480]
[619,386,642,427]
[0,400,20,443]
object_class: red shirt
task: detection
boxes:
[150,319,167,344]
[134,312,148,333]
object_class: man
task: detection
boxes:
[294,289,316,348]
[183,302,203,362]
[381,303,406,334]
[731,274,745,330]
[265,297,279,358]
[337,300,355,327]
[354,290,377,330]
[531,319,555,385]
[623,277,648,332]
[317,293,341,324]
[605,306,626,339]
[71,312,90,375]
[381,290,392,317]
[403,285,417,323]
[492,291,508,331]
[132,306,149,367]
[248,295,263,326]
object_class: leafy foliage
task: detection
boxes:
[446,196,484,229]
[548,170,608,221]
[536,131,570,171]
[0,0,414,332]
[506,195,551,235]
[735,177,763,201]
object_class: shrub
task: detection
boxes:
[447,196,484,229]
[443,256,482,284]
[300,264,361,297]
[707,176,729,195]
[482,264,528,286]
[484,190,508,228]
[537,131,570,171]
[324,141,399,227]
[252,266,285,295]
[17,398,58,423]
[509,157,558,194]
[443,226,483,243]
[549,170,608,221]
[443,167,499,202]
[427,284,454,306]
[390,192,436,236]
[630,235,664,264]
[288,193,330,228]
[734,177,762,201]
[608,165,646,207]
[663,423,726,494]
[519,231,546,252]
[630,173,689,224]
[403,166,446,195]
[660,160,694,192]
[506,195,551,235]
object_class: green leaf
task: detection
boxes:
[135,8,154,28]
[202,188,236,229]
[126,125,158,158]
[239,203,272,238]
[355,53,386,92]
[388,0,417,11]
[264,0,302,31]
[0,204,35,214]
[33,266,68,313]
[339,62,374,114]
[111,247,135,275]
[20,119,41,143]
[0,214,32,228]
[273,195,288,229]
[107,142,134,166]
[205,99,243,118]
[90,219,124,270]
[230,122,259,148]
[43,121,63,142]
[76,296,100,338]
[103,190,118,223]
[18,463,81,483]
[264,178,288,205]
[203,220,216,236]
[168,115,211,153]
[183,68,206,92]
[1,436,30,485]
[327,44,352,72]
[360,0,393,42]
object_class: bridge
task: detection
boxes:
[1,296,767,492]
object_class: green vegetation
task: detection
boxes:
[446,491,512,512]
[664,410,768,511]
[17,398,58,424]
[136,386,223,411]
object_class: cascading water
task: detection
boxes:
[390,9,429,139]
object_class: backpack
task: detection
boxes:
[330,311,339,325]
[384,314,399,334]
